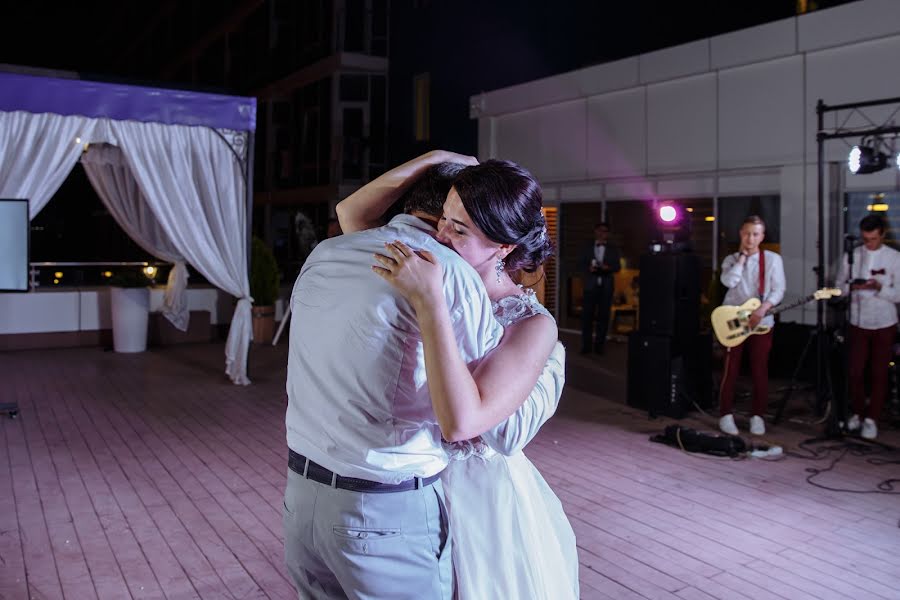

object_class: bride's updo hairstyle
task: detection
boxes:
[452,160,554,273]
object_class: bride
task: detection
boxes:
[337,151,579,599]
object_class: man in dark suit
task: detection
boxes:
[579,222,621,355]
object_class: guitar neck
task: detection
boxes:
[766,294,816,316]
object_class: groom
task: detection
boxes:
[283,155,502,599]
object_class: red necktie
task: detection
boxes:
[758,250,766,299]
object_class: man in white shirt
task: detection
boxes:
[283,161,502,599]
[718,215,786,436]
[837,214,900,440]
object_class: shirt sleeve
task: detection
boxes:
[445,265,503,368]
[766,252,786,306]
[481,341,565,456]
[875,252,900,304]
[720,253,743,288]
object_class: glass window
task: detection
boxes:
[845,191,899,249]
[340,74,368,102]
[716,195,781,263]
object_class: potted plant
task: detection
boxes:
[109,270,152,353]
[250,236,280,344]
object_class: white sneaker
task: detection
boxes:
[847,414,861,432]
[719,414,738,435]
[749,415,766,436]
[861,418,878,440]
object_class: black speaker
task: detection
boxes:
[627,334,680,418]
[638,253,700,346]
[628,332,713,418]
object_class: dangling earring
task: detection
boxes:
[495,257,505,284]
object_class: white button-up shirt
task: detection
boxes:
[720,250,786,329]
[838,244,900,330]
[285,214,503,484]
[593,244,606,286]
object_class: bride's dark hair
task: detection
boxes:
[452,160,553,273]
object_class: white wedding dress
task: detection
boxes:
[441,289,579,599]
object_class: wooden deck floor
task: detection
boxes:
[1,342,898,599]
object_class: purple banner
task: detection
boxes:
[0,72,256,132]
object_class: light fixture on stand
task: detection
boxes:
[848,137,890,174]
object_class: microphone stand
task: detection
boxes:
[824,235,858,437]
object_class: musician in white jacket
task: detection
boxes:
[718,215,786,436]
[837,214,900,440]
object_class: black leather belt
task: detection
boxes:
[288,449,440,494]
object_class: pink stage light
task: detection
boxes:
[658,205,678,223]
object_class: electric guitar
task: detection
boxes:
[711,288,842,348]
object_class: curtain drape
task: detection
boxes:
[0,110,252,384]
[81,143,190,331]
[0,111,94,218]
[111,120,252,384]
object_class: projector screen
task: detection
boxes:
[0,199,29,292]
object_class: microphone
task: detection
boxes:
[844,234,864,248]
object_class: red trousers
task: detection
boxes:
[719,331,773,417]
[849,325,895,421]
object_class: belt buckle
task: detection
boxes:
[414,476,422,490]
[302,458,310,478]
[330,472,338,488]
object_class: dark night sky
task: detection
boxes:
[0,1,859,87]
[0,0,860,262]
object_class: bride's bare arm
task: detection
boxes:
[374,242,557,442]
[336,150,477,233]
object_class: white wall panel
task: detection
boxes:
[639,40,709,83]
[718,172,781,195]
[711,19,796,69]
[494,100,587,181]
[605,181,654,200]
[718,56,804,169]
[586,88,646,179]
[79,290,110,330]
[656,177,715,198]
[0,291,80,334]
[557,183,604,201]
[806,35,900,163]
[799,0,900,52]
[647,74,716,174]
[476,58,639,117]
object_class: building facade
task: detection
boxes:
[116,0,389,277]
[470,0,900,330]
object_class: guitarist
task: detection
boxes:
[837,214,900,441]
[718,215,786,436]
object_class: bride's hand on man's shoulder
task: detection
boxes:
[372,240,444,308]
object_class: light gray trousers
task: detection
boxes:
[283,468,452,600]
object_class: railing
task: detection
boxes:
[28,261,171,290]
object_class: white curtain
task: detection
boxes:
[0,110,252,385]
[0,111,94,218]
[111,120,252,385]
[81,143,190,331]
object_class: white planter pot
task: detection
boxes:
[110,287,150,353]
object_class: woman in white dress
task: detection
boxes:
[337,151,578,599]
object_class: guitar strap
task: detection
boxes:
[758,249,766,301]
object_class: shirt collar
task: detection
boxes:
[389,213,437,233]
